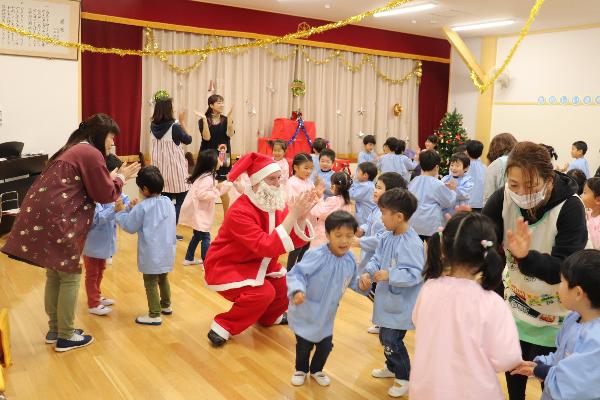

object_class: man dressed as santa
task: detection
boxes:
[204,152,317,347]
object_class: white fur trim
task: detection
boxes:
[266,267,287,278]
[250,162,281,185]
[210,321,230,340]
[276,225,295,253]
[269,212,275,233]
[206,257,271,291]
[273,314,284,325]
[294,220,315,242]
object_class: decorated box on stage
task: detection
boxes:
[257,118,316,158]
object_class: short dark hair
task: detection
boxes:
[357,162,377,181]
[586,177,600,197]
[450,152,471,169]
[384,137,402,154]
[566,169,586,195]
[325,210,358,234]
[466,140,484,159]
[291,152,313,175]
[268,139,287,151]
[419,150,441,172]
[319,148,336,162]
[377,188,418,220]
[363,135,376,145]
[454,144,467,154]
[561,249,600,309]
[573,141,588,155]
[425,134,439,148]
[376,172,407,191]
[106,154,123,171]
[136,165,164,194]
[312,138,328,154]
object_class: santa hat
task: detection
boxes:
[228,152,281,185]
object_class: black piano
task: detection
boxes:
[0,142,48,234]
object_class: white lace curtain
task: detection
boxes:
[141,29,419,157]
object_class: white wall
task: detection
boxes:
[447,37,482,138]
[0,54,79,156]
[491,27,600,172]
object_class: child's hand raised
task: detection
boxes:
[292,292,305,305]
[355,228,365,238]
[506,217,531,259]
[359,273,372,290]
[510,361,536,377]
[129,198,139,209]
[446,179,457,191]
[114,198,125,212]
[374,270,389,282]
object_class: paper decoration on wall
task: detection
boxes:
[336,109,342,117]
[266,83,276,94]
[291,79,306,97]
[357,106,366,117]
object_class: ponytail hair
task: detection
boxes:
[205,94,225,120]
[423,212,503,291]
[451,213,503,290]
[331,171,352,205]
[292,152,313,175]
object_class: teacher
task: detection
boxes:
[482,141,588,400]
[199,94,235,213]
[1,114,139,352]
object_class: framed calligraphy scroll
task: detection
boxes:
[0,0,80,60]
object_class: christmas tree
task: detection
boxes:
[434,109,469,176]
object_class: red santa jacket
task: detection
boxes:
[204,193,314,291]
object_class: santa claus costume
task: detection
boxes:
[204,152,314,346]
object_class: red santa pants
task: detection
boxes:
[213,276,288,338]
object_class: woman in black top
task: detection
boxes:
[198,94,235,213]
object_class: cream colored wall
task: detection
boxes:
[491,27,600,172]
[0,54,79,156]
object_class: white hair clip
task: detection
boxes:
[481,240,494,249]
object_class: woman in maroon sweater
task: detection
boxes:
[2,113,139,352]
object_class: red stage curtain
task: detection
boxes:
[418,61,450,148]
[81,20,142,155]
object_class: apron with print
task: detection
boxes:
[151,122,190,193]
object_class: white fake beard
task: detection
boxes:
[246,180,287,212]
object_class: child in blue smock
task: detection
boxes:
[466,140,487,211]
[357,134,378,167]
[313,148,336,198]
[349,162,377,225]
[408,150,456,241]
[441,152,474,213]
[377,137,409,180]
[115,166,176,326]
[511,249,600,400]
[360,188,425,398]
[82,154,129,316]
[287,211,369,387]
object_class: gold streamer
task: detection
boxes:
[0,0,411,57]
[470,0,545,93]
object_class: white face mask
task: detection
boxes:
[506,183,547,209]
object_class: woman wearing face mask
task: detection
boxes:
[482,141,588,400]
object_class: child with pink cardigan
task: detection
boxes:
[179,149,231,266]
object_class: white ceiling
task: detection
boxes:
[192,0,600,38]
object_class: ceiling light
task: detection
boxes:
[374,2,436,18]
[451,20,516,32]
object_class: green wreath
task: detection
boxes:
[291,79,306,97]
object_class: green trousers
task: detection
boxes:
[45,268,81,339]
[143,273,171,318]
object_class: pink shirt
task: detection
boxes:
[309,195,351,248]
[287,175,314,200]
[587,210,600,250]
[275,157,290,187]
[179,174,231,232]
[410,277,522,400]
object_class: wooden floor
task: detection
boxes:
[0,207,542,399]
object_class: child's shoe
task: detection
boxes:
[183,259,202,266]
[107,257,113,265]
[135,315,162,325]
[371,365,395,378]
[100,297,115,306]
[310,371,331,386]
[55,332,94,352]
[367,325,380,334]
[89,305,112,316]
[291,371,307,386]
[388,379,409,397]
[161,307,173,315]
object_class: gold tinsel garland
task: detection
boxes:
[470,0,545,93]
[0,0,411,57]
